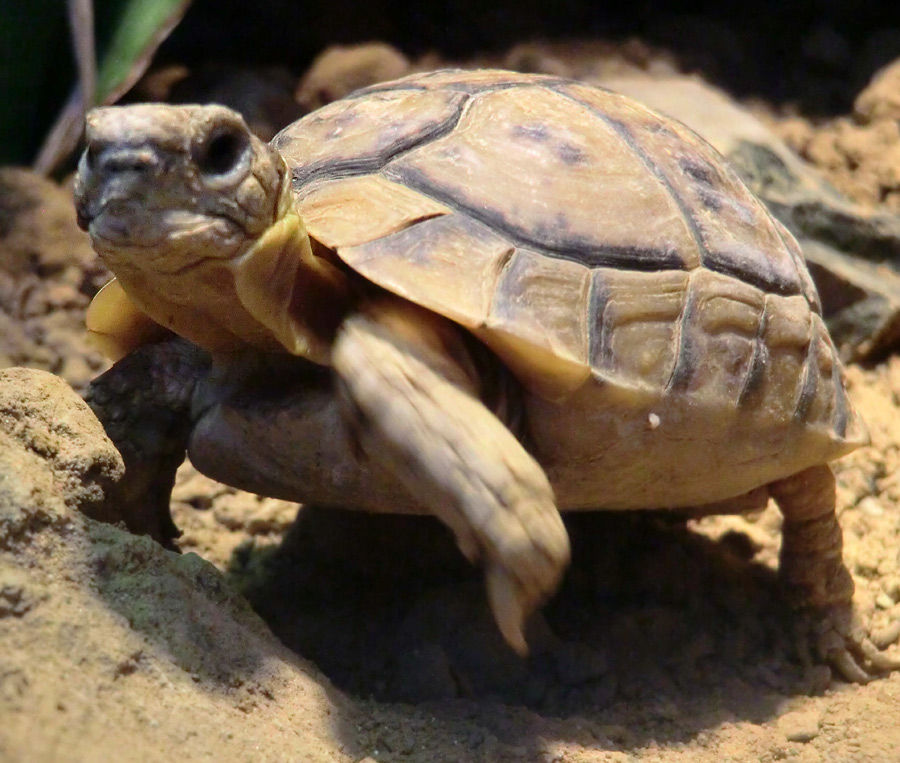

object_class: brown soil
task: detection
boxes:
[4,45,900,763]
[774,59,900,215]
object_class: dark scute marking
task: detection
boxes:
[343,83,429,99]
[582,246,685,271]
[576,246,685,271]
[492,244,518,287]
[558,104,712,276]
[697,187,723,212]
[587,274,611,371]
[679,156,717,185]
[511,123,550,141]
[665,280,697,393]
[703,247,802,298]
[679,156,725,213]
[511,122,587,165]
[641,120,678,137]
[831,352,849,439]
[442,81,539,95]
[385,163,688,271]
[532,213,570,242]
[793,324,819,422]
[289,96,469,189]
[556,141,587,165]
[738,301,769,407]
[771,216,822,315]
[547,88,806,304]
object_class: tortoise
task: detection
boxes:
[74,68,900,681]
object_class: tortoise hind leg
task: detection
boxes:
[332,299,571,655]
[770,464,900,682]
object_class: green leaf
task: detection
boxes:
[0,0,191,166]
[95,0,191,104]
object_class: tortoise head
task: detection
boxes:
[75,103,291,271]
[75,104,347,363]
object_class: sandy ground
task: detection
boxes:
[4,44,900,763]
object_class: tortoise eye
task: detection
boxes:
[196,126,248,177]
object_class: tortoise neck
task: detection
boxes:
[274,162,296,223]
[230,209,351,363]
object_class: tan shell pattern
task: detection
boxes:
[272,69,860,451]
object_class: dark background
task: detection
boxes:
[3,1,900,165]
[163,0,900,113]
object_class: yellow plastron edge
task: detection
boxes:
[86,278,171,361]
[231,212,347,365]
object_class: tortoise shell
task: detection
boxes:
[273,69,867,508]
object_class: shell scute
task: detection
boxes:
[672,270,765,402]
[273,87,467,186]
[482,248,592,396]
[337,213,512,330]
[590,268,690,392]
[298,175,450,249]
[385,84,701,269]
[556,81,810,298]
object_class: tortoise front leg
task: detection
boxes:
[770,464,900,681]
[332,299,571,654]
[84,338,209,546]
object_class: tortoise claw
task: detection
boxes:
[797,605,900,683]
[486,564,530,656]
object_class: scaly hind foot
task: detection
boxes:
[770,465,900,683]
[794,604,900,683]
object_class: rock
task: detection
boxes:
[296,43,412,110]
[596,74,900,360]
[502,39,680,81]
[0,470,358,763]
[800,238,900,359]
[0,368,360,761]
[777,708,822,743]
[0,367,122,545]
[855,57,900,122]
[504,42,575,78]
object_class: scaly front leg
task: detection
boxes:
[84,338,209,546]
[332,299,570,654]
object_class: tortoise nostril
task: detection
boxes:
[96,147,159,175]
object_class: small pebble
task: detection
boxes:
[858,496,885,516]
[778,708,821,742]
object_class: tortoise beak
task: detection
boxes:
[75,108,164,227]
[84,108,162,175]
